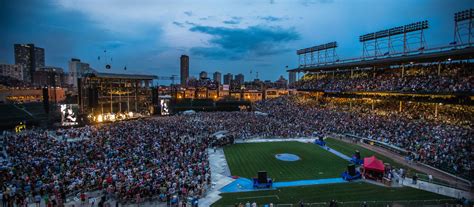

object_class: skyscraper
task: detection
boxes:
[235,73,244,86]
[68,58,91,88]
[223,73,233,85]
[14,44,45,82]
[180,55,189,86]
[213,71,222,84]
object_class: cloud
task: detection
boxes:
[259,16,285,22]
[172,21,185,28]
[184,11,193,16]
[299,0,334,6]
[190,47,241,60]
[185,21,197,26]
[223,20,240,25]
[223,16,243,25]
[189,25,299,59]
[102,40,127,49]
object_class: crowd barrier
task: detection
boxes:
[342,134,409,156]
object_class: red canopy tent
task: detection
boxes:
[362,156,385,178]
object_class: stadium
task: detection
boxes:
[0,2,473,207]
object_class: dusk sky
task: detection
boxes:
[1,0,473,83]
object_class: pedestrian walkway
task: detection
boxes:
[199,148,235,207]
[319,145,352,161]
[400,177,473,200]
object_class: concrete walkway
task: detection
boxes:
[199,148,235,207]
[399,177,473,200]
[319,145,352,161]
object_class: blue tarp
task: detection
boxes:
[220,177,347,193]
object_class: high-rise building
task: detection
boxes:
[68,58,91,88]
[213,71,222,84]
[180,55,189,86]
[199,71,208,79]
[33,66,66,87]
[0,64,23,81]
[14,44,45,82]
[223,73,233,85]
[35,47,45,68]
[235,73,244,86]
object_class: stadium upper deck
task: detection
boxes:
[288,45,474,73]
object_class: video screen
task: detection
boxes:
[160,99,170,115]
[60,104,79,126]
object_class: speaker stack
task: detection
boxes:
[347,164,356,176]
[42,87,49,114]
[355,150,361,160]
[258,171,268,183]
[87,87,99,108]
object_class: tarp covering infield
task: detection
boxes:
[275,153,301,161]
[220,177,347,193]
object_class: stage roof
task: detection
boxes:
[85,72,158,80]
[288,45,474,73]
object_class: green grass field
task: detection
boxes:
[212,182,452,206]
[216,140,453,206]
[223,141,349,181]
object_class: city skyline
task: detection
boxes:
[1,0,473,84]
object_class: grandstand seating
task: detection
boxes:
[292,63,473,94]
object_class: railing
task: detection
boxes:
[216,199,458,207]
[344,134,409,156]
[296,42,474,70]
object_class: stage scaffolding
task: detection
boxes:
[78,72,157,118]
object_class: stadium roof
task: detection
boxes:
[85,72,158,80]
[288,45,474,72]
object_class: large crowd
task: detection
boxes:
[0,94,472,206]
[292,63,473,93]
[1,117,213,206]
[257,96,473,179]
